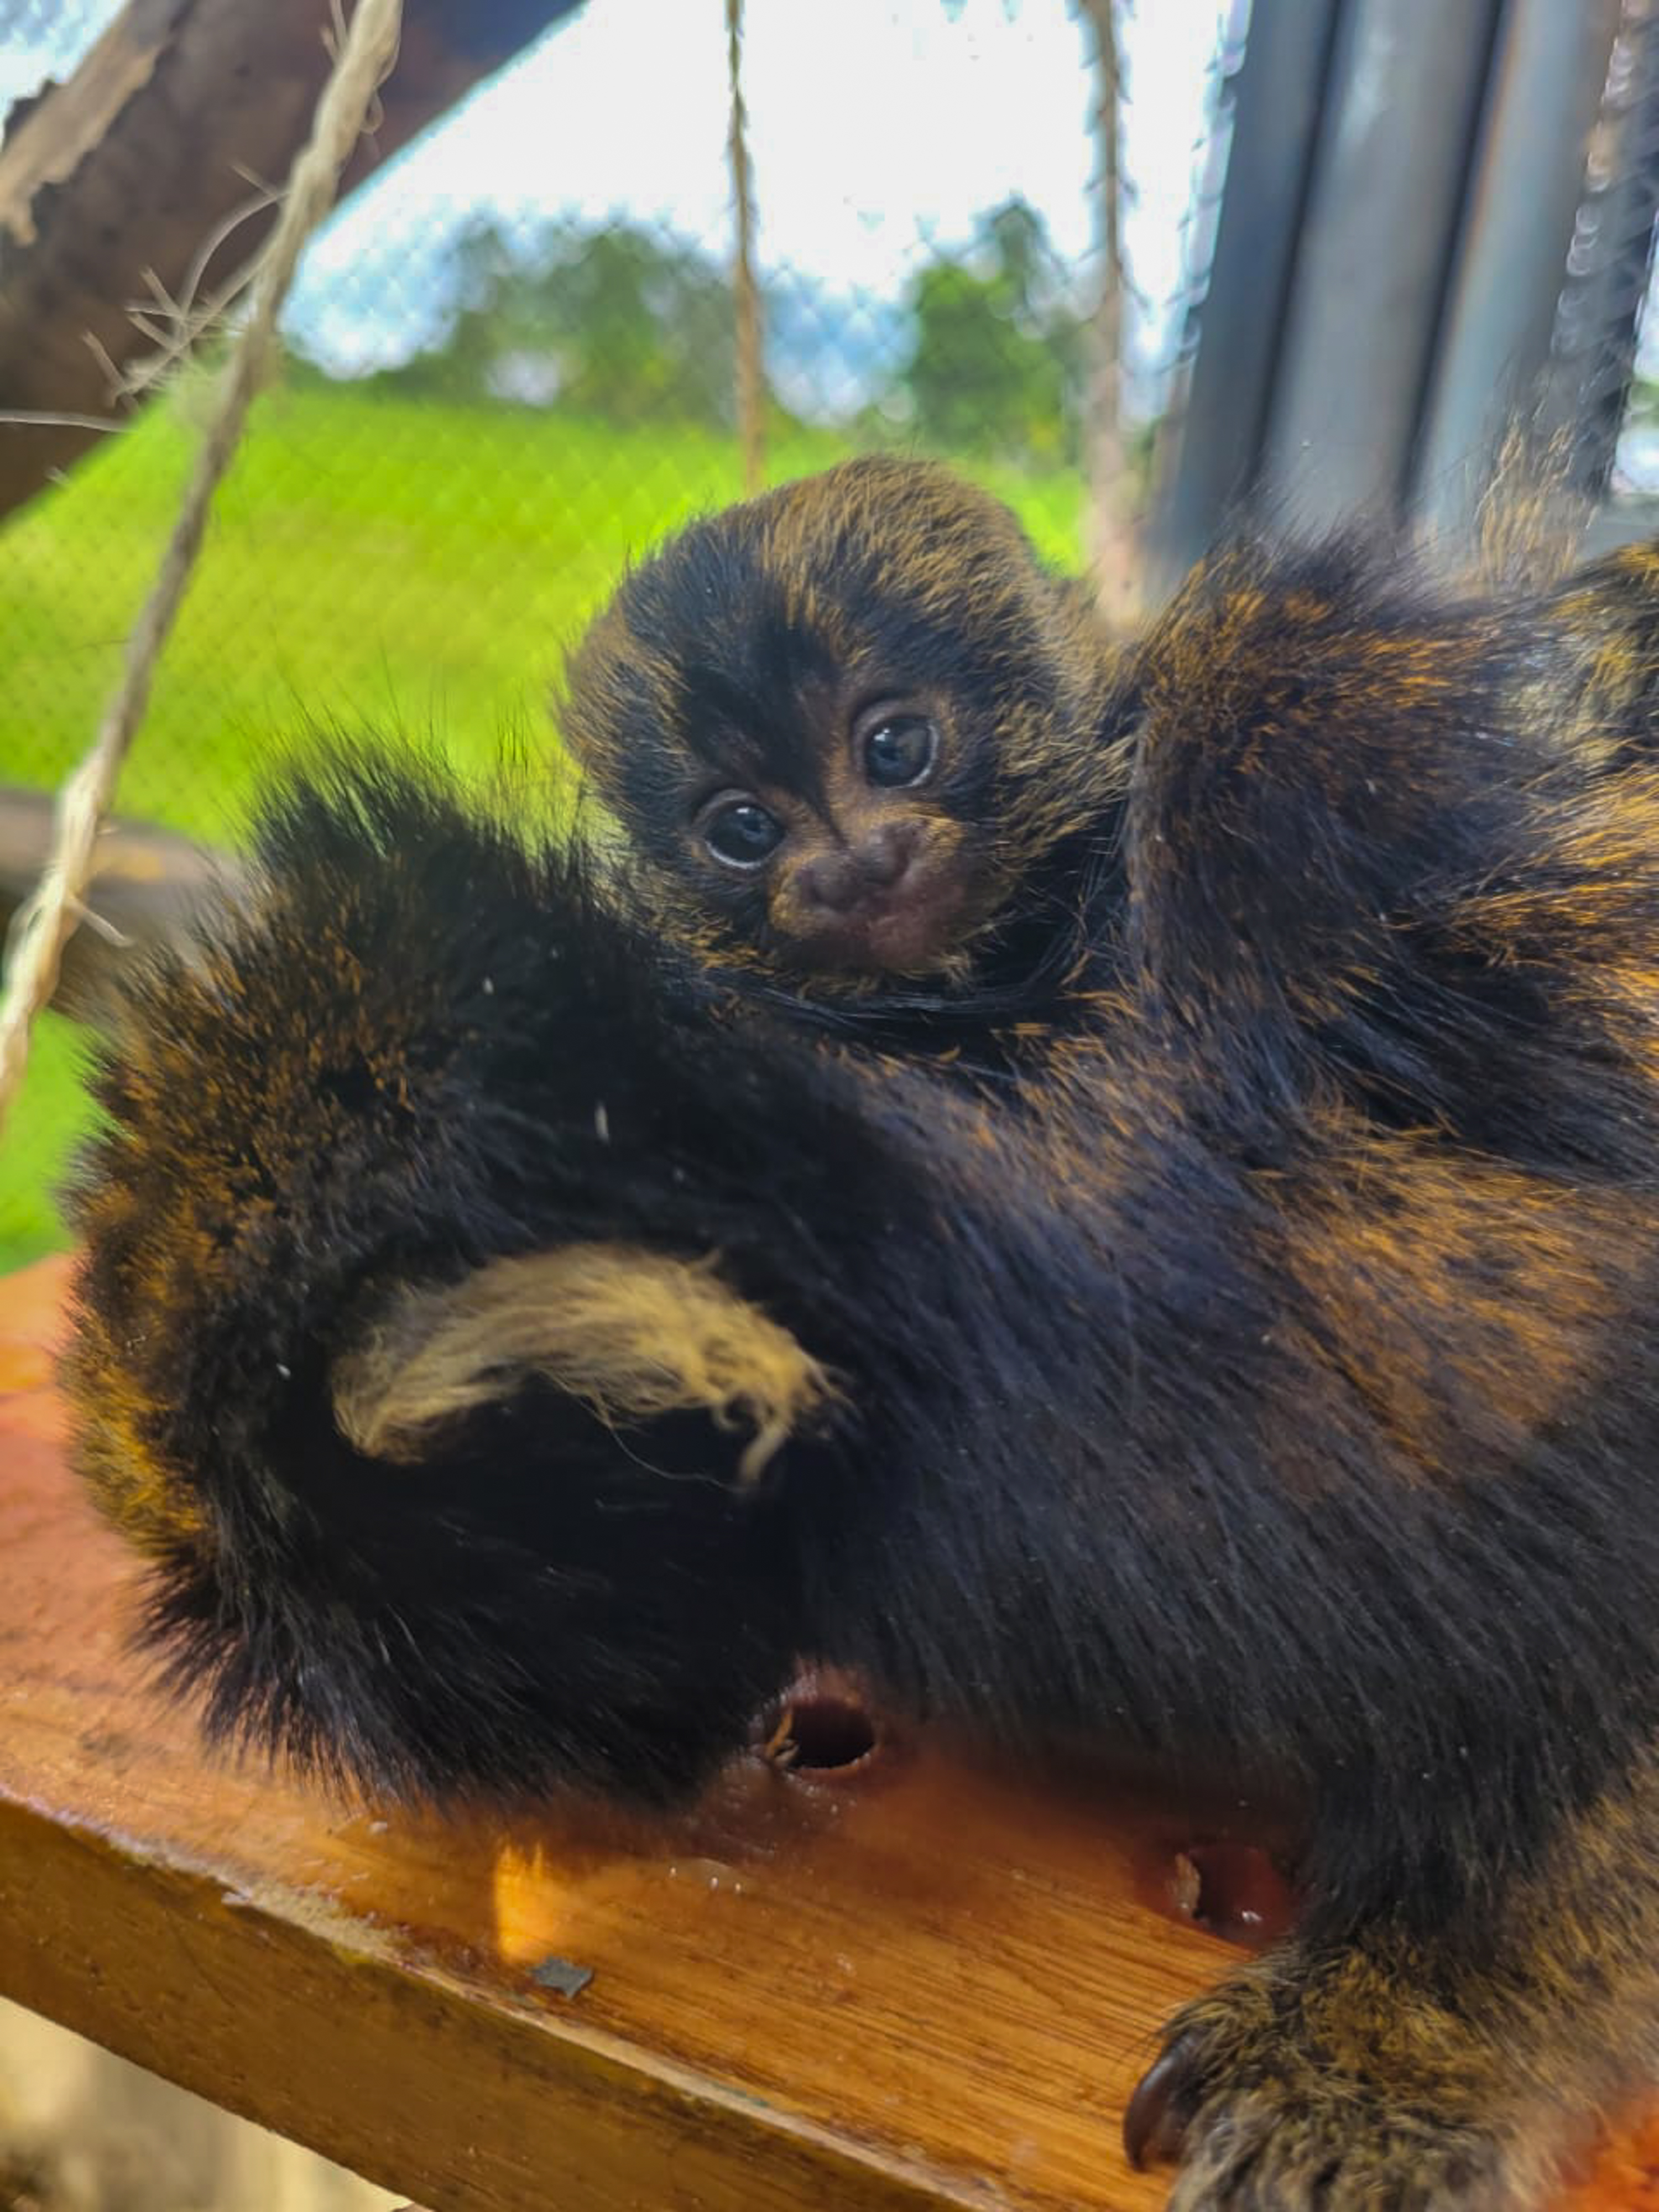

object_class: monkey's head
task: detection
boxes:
[559,456,1123,987]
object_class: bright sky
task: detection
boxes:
[4,1,1238,395]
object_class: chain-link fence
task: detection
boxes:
[0,0,1234,1268]
[1567,0,1659,513]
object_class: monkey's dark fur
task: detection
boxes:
[65,488,1659,2208]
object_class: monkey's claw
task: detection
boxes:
[1123,2038,1199,2170]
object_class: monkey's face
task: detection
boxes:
[679,681,987,974]
[561,456,1112,985]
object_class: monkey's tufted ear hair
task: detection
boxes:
[333,1241,837,1486]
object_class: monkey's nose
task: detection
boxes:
[800,828,915,915]
[854,823,915,889]
[799,855,865,914]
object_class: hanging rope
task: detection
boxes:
[0,0,405,1139]
[1078,0,1138,626]
[726,0,766,497]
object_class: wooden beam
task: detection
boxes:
[0,0,583,520]
[0,788,242,1020]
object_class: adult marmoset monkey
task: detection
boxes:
[560,455,1130,1051]
[65,520,1659,2211]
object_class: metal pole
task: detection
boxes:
[1542,0,1659,505]
[1146,0,1633,578]
[1145,0,1340,591]
[1413,0,1621,538]
[1256,0,1503,531]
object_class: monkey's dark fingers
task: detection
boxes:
[1126,1928,1566,2212]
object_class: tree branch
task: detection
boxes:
[0,0,585,520]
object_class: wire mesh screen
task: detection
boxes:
[0,0,1235,1267]
[1562,0,1659,505]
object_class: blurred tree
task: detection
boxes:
[390,218,749,429]
[896,197,1084,463]
[985,198,1054,320]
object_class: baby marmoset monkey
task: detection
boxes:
[559,455,1129,1040]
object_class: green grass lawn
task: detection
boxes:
[0,383,1085,1270]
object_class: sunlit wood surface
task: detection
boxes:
[1,1255,1655,2211]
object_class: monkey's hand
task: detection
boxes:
[1126,1941,1525,2212]
[1124,1758,1659,2212]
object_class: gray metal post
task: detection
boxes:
[1145,0,1340,591]
[1146,0,1629,582]
[1415,0,1623,538]
[1257,0,1501,530]
[1542,0,1659,503]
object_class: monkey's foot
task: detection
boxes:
[1125,1954,1531,2211]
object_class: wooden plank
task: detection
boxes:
[0,1256,1654,2210]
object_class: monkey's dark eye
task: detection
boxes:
[863,714,937,789]
[703,800,784,868]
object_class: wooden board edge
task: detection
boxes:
[0,1795,1008,2212]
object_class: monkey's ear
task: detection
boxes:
[554,606,639,783]
[333,1242,836,1485]
[1472,420,1588,595]
[1536,539,1659,768]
